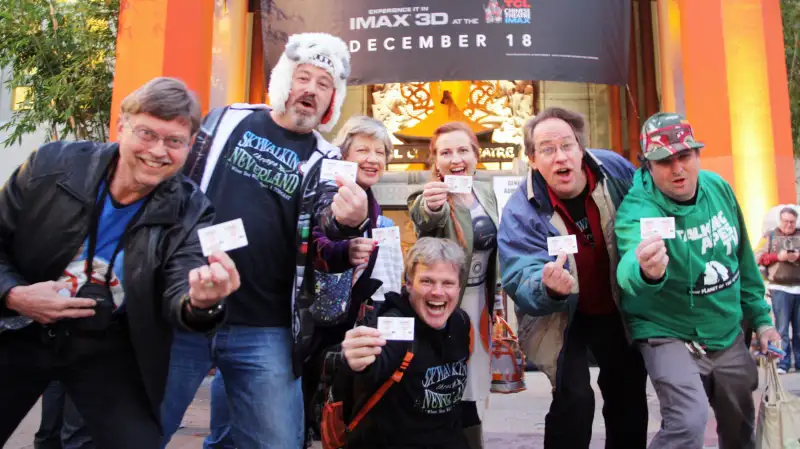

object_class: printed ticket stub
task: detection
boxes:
[377,317,415,341]
[547,235,578,256]
[373,226,401,247]
[444,175,473,194]
[198,218,249,256]
[640,217,676,239]
[320,159,358,183]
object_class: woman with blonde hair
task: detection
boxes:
[409,122,499,449]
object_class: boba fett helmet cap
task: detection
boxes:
[640,112,705,161]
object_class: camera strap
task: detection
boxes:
[84,157,148,288]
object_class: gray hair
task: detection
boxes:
[405,237,467,285]
[522,107,587,159]
[120,77,202,135]
[781,207,798,219]
[333,115,393,163]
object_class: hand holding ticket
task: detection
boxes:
[640,217,676,239]
[377,316,415,341]
[198,218,249,256]
[542,252,575,296]
[444,175,473,194]
[320,159,358,183]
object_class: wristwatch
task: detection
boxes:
[336,216,370,237]
[356,217,370,234]
[180,294,224,321]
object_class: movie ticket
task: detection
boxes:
[320,159,358,183]
[377,317,415,341]
[444,175,473,194]
[546,235,579,256]
[373,226,401,247]
[640,217,676,239]
[197,218,249,256]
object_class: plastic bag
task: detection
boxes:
[756,360,800,448]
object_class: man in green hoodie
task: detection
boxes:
[615,112,781,449]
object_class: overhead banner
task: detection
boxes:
[261,0,630,86]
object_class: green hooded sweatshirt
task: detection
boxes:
[615,169,771,350]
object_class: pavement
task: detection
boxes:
[7,367,800,449]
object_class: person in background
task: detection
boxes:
[756,206,800,374]
[498,107,647,449]
[34,382,93,449]
[615,111,781,449]
[409,122,498,449]
[342,237,471,449]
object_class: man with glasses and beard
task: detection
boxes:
[160,32,371,449]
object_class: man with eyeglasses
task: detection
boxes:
[755,206,800,375]
[498,107,648,448]
[0,77,240,448]
[615,112,781,448]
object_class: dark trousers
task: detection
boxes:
[0,323,161,449]
[544,311,649,449]
[34,381,93,449]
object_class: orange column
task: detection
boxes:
[209,0,249,109]
[656,0,682,114]
[763,0,796,205]
[110,0,214,140]
[655,0,795,243]
[678,0,734,183]
[722,0,780,238]
[249,12,267,104]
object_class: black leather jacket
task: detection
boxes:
[0,140,221,416]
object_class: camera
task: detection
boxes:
[72,282,115,332]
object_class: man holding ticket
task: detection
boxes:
[615,112,781,449]
[0,78,239,448]
[166,33,370,449]
[341,237,471,449]
[409,122,500,448]
[498,107,648,449]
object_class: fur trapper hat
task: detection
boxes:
[268,32,351,133]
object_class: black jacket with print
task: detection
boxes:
[0,141,220,418]
[345,290,471,449]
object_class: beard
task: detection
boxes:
[284,93,329,132]
[287,106,321,132]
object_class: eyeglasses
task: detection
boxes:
[536,142,579,158]
[125,118,190,150]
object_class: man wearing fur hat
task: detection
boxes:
[159,32,367,449]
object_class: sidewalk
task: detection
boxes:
[8,369,800,449]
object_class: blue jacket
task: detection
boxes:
[498,149,634,386]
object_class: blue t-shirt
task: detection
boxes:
[58,182,144,312]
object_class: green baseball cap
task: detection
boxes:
[640,112,705,161]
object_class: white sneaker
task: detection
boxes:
[777,367,788,374]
